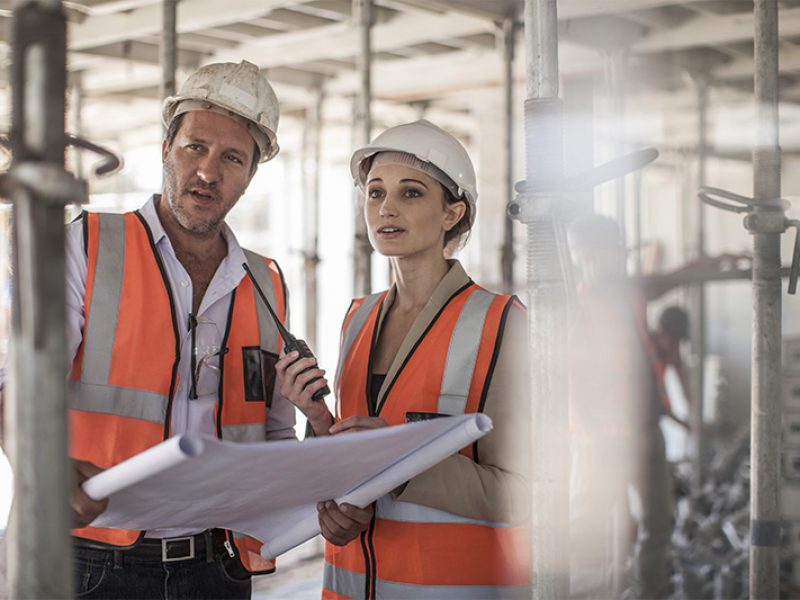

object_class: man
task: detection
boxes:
[66,60,369,599]
[567,214,673,599]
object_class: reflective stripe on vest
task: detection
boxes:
[438,289,494,415]
[323,563,530,600]
[69,211,282,573]
[329,285,530,596]
[335,292,383,385]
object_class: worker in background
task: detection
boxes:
[277,120,532,598]
[65,60,353,599]
[567,213,674,599]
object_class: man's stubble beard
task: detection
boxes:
[162,160,229,236]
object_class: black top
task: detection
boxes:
[369,373,386,414]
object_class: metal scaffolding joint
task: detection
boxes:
[744,212,787,235]
[4,161,86,205]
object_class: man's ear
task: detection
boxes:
[443,200,467,232]
[161,138,169,162]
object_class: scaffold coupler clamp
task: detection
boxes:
[1,161,85,206]
[698,185,800,294]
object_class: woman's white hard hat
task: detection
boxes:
[350,119,477,224]
[161,60,280,163]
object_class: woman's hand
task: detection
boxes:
[329,416,388,434]
[317,501,373,546]
[275,351,332,435]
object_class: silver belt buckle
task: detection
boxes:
[161,536,195,562]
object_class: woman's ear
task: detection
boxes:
[443,200,467,232]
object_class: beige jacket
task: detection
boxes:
[366,260,530,525]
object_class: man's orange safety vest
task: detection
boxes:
[324,283,531,599]
[68,210,284,574]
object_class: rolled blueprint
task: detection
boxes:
[83,435,205,501]
[259,413,492,560]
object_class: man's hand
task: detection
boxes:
[71,459,108,528]
[317,501,373,546]
[329,416,388,435]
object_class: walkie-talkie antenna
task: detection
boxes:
[242,263,293,341]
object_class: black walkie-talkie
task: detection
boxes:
[242,263,330,401]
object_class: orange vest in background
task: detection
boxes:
[68,210,285,574]
[324,283,531,599]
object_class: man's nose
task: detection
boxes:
[196,154,221,185]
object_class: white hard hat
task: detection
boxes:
[350,119,477,224]
[162,60,280,163]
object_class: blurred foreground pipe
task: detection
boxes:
[521,0,570,597]
[6,0,74,596]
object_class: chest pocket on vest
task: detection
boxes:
[242,347,278,407]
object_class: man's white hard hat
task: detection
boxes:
[350,119,478,224]
[162,60,280,163]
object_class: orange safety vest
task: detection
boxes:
[68,210,284,574]
[324,283,531,599]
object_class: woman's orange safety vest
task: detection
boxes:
[324,283,531,599]
[68,210,285,574]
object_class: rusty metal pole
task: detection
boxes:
[5,0,76,596]
[520,0,570,597]
[501,16,516,294]
[353,0,373,296]
[750,1,782,596]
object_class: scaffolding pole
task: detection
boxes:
[353,0,373,296]
[5,0,77,596]
[689,77,709,493]
[160,0,177,101]
[303,88,324,351]
[750,0,782,596]
[521,0,570,597]
[500,16,516,294]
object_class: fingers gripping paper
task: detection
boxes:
[83,413,492,560]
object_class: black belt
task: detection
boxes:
[75,529,231,563]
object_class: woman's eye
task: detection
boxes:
[368,188,384,199]
[404,188,422,198]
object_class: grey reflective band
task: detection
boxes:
[376,496,512,528]
[324,563,365,599]
[437,289,494,415]
[221,423,266,443]
[325,563,529,599]
[378,579,531,599]
[68,380,168,424]
[242,249,281,354]
[336,292,382,383]
[82,213,126,385]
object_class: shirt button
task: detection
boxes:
[180,280,189,288]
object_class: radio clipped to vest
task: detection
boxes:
[242,263,330,401]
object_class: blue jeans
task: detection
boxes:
[74,543,252,599]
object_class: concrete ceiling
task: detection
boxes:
[0,0,796,160]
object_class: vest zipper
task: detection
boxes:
[215,291,236,439]
[359,512,377,599]
[223,539,236,558]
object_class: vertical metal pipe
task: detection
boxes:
[523,1,570,597]
[70,74,83,179]
[6,0,71,596]
[160,0,177,103]
[501,17,516,294]
[689,78,709,494]
[353,0,372,296]
[750,1,782,597]
[303,88,324,351]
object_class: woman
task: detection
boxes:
[276,120,531,599]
